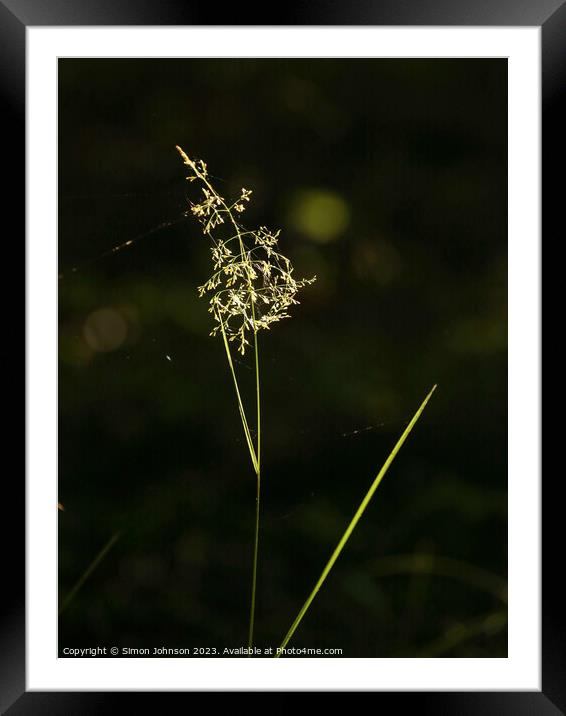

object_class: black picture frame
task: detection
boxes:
[6,0,556,710]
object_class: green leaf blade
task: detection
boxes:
[275,384,437,657]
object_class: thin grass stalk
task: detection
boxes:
[59,531,121,615]
[219,297,262,650]
[248,468,261,650]
[219,320,258,472]
[247,314,261,651]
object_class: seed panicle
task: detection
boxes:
[176,146,316,354]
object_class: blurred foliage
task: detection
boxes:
[58,59,507,657]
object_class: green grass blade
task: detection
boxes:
[275,385,437,657]
[415,610,506,657]
[59,530,122,615]
[365,553,507,603]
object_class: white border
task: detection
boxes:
[27,27,541,691]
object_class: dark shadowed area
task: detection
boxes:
[58,58,507,658]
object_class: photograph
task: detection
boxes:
[57,57,508,660]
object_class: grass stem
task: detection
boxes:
[248,469,261,650]
[59,531,121,616]
[219,321,258,472]
[248,317,261,650]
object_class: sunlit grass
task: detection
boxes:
[276,385,437,656]
[176,149,437,656]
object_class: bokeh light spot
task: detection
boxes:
[83,308,128,353]
[289,189,350,243]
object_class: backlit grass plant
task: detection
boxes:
[177,146,436,656]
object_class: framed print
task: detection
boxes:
[6,0,557,710]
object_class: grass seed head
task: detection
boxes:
[176,146,316,354]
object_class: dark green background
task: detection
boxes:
[58,59,507,657]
